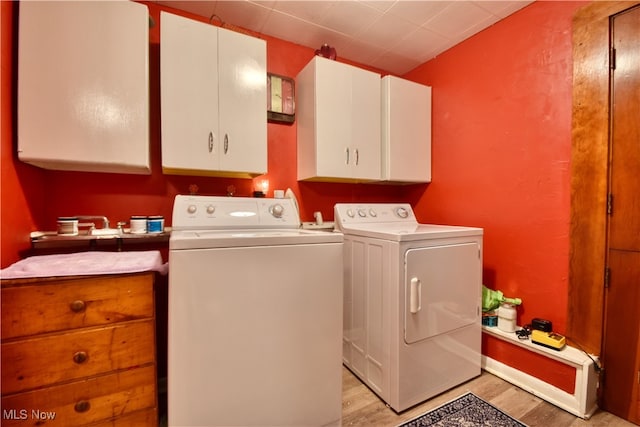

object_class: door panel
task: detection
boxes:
[603,4,640,423]
[603,251,640,419]
[608,5,640,252]
[404,243,480,344]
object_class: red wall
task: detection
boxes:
[1,0,586,386]
[404,1,587,334]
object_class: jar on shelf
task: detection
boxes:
[497,302,517,333]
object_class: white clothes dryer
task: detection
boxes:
[169,195,343,426]
[334,203,483,412]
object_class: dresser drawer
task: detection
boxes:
[1,320,155,394]
[89,408,158,427]
[1,364,156,427]
[1,272,154,340]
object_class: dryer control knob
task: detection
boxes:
[369,209,377,217]
[346,209,355,218]
[206,205,215,215]
[396,207,409,218]
[358,209,367,218]
[270,204,284,218]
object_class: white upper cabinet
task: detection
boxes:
[297,57,381,182]
[17,1,150,174]
[381,76,432,183]
[160,12,267,178]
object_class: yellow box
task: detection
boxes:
[531,329,566,350]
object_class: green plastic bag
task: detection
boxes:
[482,285,522,312]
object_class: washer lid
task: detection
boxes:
[170,228,343,249]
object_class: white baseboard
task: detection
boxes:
[482,326,599,419]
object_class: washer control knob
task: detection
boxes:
[206,205,215,215]
[396,207,409,218]
[369,209,377,217]
[358,209,367,218]
[347,209,355,218]
[270,204,284,218]
[187,205,197,214]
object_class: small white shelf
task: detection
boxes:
[482,325,593,368]
[482,325,599,419]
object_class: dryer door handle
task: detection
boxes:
[410,277,421,314]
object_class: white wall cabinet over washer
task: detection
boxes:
[297,56,381,182]
[17,1,150,174]
[160,12,267,178]
[381,76,432,183]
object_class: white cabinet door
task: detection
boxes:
[297,57,381,182]
[381,76,432,183]
[160,11,219,174]
[351,69,382,180]
[217,27,267,175]
[314,58,352,179]
[161,12,267,177]
[18,1,150,174]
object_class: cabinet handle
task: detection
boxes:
[224,134,229,154]
[74,400,91,413]
[69,300,86,313]
[73,351,88,364]
[208,132,214,153]
[345,147,350,165]
[355,149,359,166]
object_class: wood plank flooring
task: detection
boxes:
[342,367,637,426]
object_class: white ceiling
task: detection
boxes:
[156,1,534,75]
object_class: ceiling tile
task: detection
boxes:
[319,1,383,36]
[359,0,396,14]
[270,1,336,24]
[156,0,534,75]
[214,1,271,32]
[387,1,450,26]
[359,11,416,51]
[474,0,532,17]
[423,2,494,38]
[339,37,384,65]
[390,26,449,63]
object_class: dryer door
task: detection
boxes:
[404,242,480,344]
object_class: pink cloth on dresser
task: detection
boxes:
[0,251,168,279]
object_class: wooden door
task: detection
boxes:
[601,4,640,423]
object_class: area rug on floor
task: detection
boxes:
[397,392,527,427]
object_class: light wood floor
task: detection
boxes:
[342,366,637,426]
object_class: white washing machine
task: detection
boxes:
[334,203,483,412]
[169,195,343,426]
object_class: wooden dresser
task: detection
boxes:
[1,272,158,426]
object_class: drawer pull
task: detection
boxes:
[69,300,86,313]
[73,351,88,364]
[74,400,91,413]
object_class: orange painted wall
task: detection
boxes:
[1,0,587,387]
[404,0,587,334]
